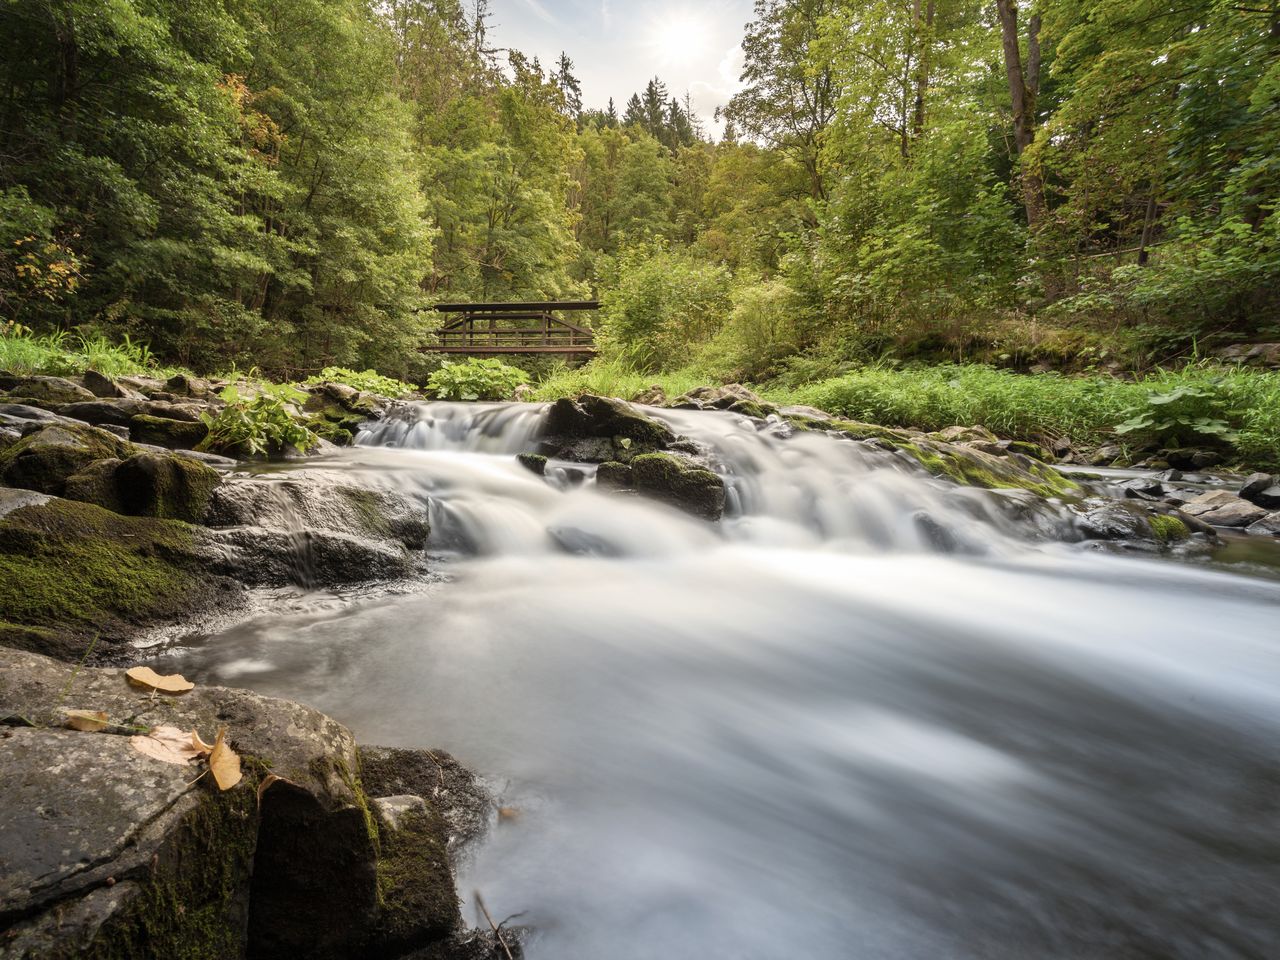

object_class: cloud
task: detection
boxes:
[600,1,610,28]
[520,0,556,24]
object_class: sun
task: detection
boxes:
[648,12,711,68]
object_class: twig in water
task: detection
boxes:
[474,890,514,960]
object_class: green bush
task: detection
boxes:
[198,385,318,457]
[303,366,416,398]
[531,358,709,402]
[696,280,807,382]
[1114,382,1237,448]
[426,358,529,401]
[0,325,167,378]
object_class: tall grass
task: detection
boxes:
[0,327,178,379]
[532,359,709,403]
[767,363,1280,469]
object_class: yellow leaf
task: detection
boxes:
[125,666,195,694]
[208,727,243,791]
[131,725,203,765]
[62,709,109,732]
[256,772,294,807]
[191,730,215,755]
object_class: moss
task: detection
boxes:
[898,440,1080,499]
[628,453,726,520]
[373,805,460,953]
[725,399,773,420]
[90,779,261,960]
[0,422,133,495]
[825,419,913,444]
[64,458,126,513]
[117,454,221,522]
[516,452,547,475]
[1148,513,1191,542]
[128,414,209,449]
[0,498,226,657]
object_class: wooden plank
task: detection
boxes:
[433,301,599,313]
[426,345,597,354]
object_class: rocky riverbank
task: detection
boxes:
[2,370,1276,959]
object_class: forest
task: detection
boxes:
[2,0,1275,378]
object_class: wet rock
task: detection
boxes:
[202,525,417,587]
[0,374,95,404]
[516,452,547,475]
[1181,490,1269,527]
[1238,472,1280,509]
[368,796,461,955]
[540,395,676,462]
[1074,500,1158,541]
[0,421,133,495]
[632,384,667,405]
[0,647,400,960]
[164,372,213,398]
[360,746,491,853]
[0,496,237,660]
[128,412,209,449]
[66,452,221,523]
[597,452,726,521]
[672,384,769,412]
[928,425,999,445]
[1245,512,1280,537]
[0,402,63,427]
[205,473,429,551]
[1162,448,1224,470]
[510,383,535,402]
[1088,444,1123,466]
[778,404,832,422]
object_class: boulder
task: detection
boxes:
[544,395,675,446]
[1245,513,1280,537]
[164,372,213,398]
[56,398,204,428]
[516,452,547,476]
[128,412,209,449]
[0,374,95,405]
[632,384,667,405]
[81,370,145,400]
[1181,490,1269,527]
[0,496,235,660]
[596,452,727,521]
[0,647,428,960]
[202,526,417,588]
[1072,500,1199,544]
[0,402,63,428]
[0,422,133,495]
[63,452,221,523]
[1162,448,1224,470]
[1238,473,1280,510]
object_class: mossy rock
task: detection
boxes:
[0,374,95,404]
[0,422,134,495]
[63,457,126,513]
[369,798,461,954]
[545,395,676,447]
[63,452,221,523]
[0,496,232,659]
[597,452,726,520]
[1148,513,1191,543]
[825,419,914,444]
[129,413,209,449]
[517,452,547,475]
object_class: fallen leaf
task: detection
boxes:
[62,709,109,732]
[125,666,194,695]
[132,725,203,765]
[208,727,243,790]
[191,730,214,755]
[497,806,521,822]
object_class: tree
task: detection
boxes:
[994,0,1046,228]
[555,52,583,119]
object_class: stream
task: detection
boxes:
[164,402,1280,959]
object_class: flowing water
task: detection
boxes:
[167,402,1280,959]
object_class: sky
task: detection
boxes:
[485,0,755,138]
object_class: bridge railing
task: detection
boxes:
[426,301,598,355]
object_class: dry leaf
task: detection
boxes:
[132,725,203,766]
[62,709,109,733]
[191,730,214,755]
[125,666,194,695]
[208,727,243,791]
[497,806,522,822]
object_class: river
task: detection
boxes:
[165,402,1280,959]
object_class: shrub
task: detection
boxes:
[198,386,318,457]
[303,366,416,398]
[1113,382,1237,449]
[426,358,529,401]
[0,325,164,378]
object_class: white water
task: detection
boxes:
[170,402,1280,959]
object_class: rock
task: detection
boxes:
[632,384,667,405]
[510,383,535,402]
[0,402,63,427]
[673,384,767,411]
[596,452,727,521]
[1089,444,1123,466]
[1238,472,1280,509]
[0,374,95,404]
[0,421,133,495]
[81,370,145,400]
[202,525,417,588]
[1162,448,1224,470]
[0,426,19,452]
[164,372,213,398]
[56,398,204,428]
[205,473,429,551]
[0,487,51,519]
[119,453,223,522]
[1214,342,1280,368]
[516,452,547,475]
[0,496,236,660]
[1180,490,1269,527]
[778,405,832,422]
[0,647,433,960]
[1073,500,1198,543]
[128,412,209,449]
[62,458,126,513]
[1245,512,1280,537]
[545,395,675,445]
[360,746,491,852]
[367,796,461,955]
[928,425,1000,445]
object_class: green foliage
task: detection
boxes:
[426,358,529,401]
[198,387,318,457]
[597,243,732,373]
[0,325,168,379]
[1114,383,1238,448]
[531,359,708,403]
[303,367,417,399]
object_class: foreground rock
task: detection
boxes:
[539,394,676,462]
[0,648,480,960]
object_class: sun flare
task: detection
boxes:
[648,12,711,67]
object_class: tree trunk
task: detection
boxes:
[995,0,1045,227]
[911,0,936,142]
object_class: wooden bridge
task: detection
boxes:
[426,301,598,355]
